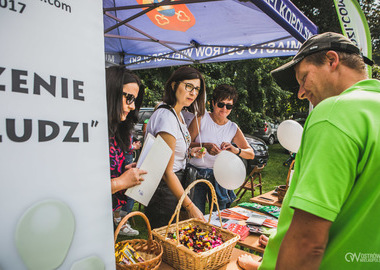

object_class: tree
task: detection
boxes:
[292,0,379,78]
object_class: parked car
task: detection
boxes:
[234,134,269,174]
[243,134,269,172]
[253,121,278,145]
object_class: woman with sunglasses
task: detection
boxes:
[188,84,254,213]
[106,66,147,235]
[145,66,207,229]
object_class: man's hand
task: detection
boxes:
[259,234,269,247]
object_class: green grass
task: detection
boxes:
[116,143,290,242]
[255,143,290,193]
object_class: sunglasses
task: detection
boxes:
[216,102,233,110]
[180,82,201,93]
[122,92,136,105]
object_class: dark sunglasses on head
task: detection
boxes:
[216,102,233,110]
[122,92,136,105]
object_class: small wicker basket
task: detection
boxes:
[277,185,287,202]
[152,179,240,270]
[115,211,163,270]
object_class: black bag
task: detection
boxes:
[183,164,199,200]
[184,164,198,187]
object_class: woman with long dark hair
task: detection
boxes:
[145,66,207,229]
[106,66,146,235]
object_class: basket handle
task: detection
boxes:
[164,179,223,245]
[114,211,153,246]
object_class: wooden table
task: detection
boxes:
[249,190,282,207]
[235,210,267,253]
[158,247,261,269]
[237,230,265,253]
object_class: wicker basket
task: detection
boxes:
[278,159,295,202]
[152,179,240,270]
[277,185,287,202]
[115,211,163,270]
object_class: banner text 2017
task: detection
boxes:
[0,0,26,14]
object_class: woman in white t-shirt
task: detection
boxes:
[189,84,254,214]
[145,66,207,229]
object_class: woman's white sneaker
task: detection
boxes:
[119,223,139,236]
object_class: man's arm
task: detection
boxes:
[276,208,332,270]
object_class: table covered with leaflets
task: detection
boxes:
[204,201,281,253]
[114,180,281,270]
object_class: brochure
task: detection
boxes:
[203,212,238,229]
[227,224,250,240]
[125,134,172,206]
[220,208,249,220]
[239,202,281,218]
[246,213,267,226]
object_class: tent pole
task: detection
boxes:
[104,0,222,12]
[104,12,196,62]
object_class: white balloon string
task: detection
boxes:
[194,102,204,163]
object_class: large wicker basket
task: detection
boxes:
[115,211,163,270]
[152,179,240,270]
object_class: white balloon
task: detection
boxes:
[213,150,246,190]
[277,120,304,153]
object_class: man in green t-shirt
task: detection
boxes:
[238,32,379,270]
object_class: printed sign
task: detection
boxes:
[0,1,115,269]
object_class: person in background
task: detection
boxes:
[124,136,141,165]
[188,84,254,214]
[145,66,207,229]
[239,32,379,269]
[142,118,149,137]
[106,66,147,236]
[182,107,196,127]
[120,136,142,223]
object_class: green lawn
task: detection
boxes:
[116,143,290,242]
[253,143,290,194]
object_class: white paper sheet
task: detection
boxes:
[136,133,155,168]
[125,134,172,206]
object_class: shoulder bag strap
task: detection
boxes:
[157,104,189,161]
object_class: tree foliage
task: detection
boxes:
[135,0,379,134]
